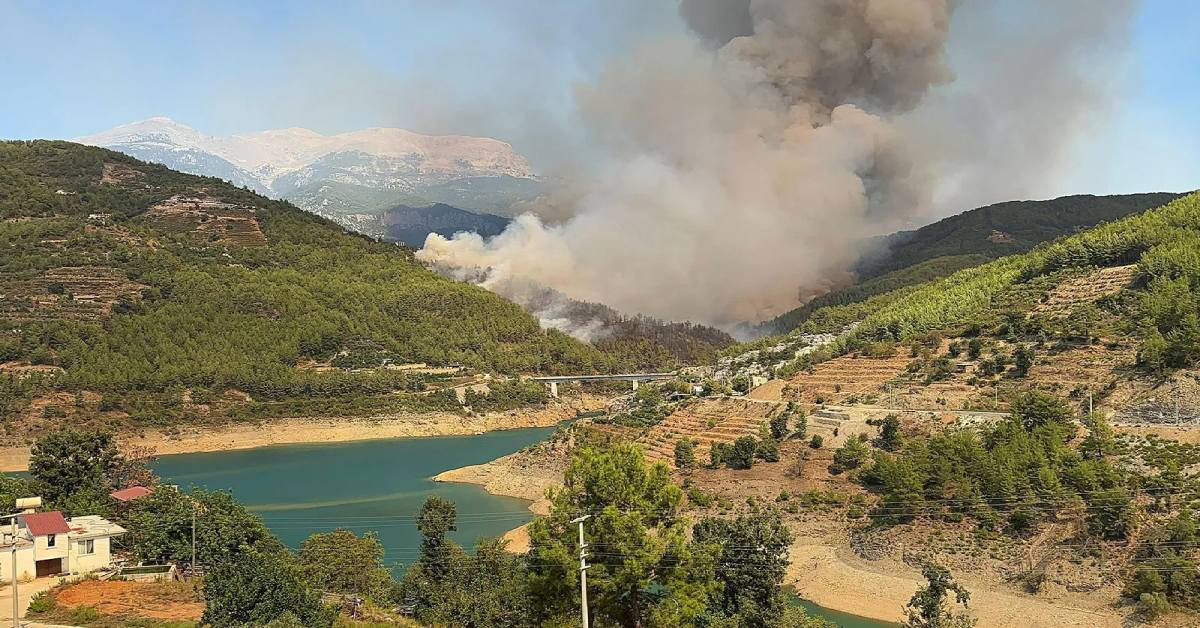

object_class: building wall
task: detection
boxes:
[67,536,112,574]
[33,533,68,561]
[0,547,38,582]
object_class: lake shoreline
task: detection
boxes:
[0,400,600,472]
[439,455,1126,627]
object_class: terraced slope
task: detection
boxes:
[1032,264,1138,314]
[639,397,782,465]
[0,141,636,430]
[754,354,911,404]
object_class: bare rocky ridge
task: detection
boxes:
[75,118,542,226]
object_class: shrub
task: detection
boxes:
[674,439,696,469]
[728,436,757,470]
[1138,592,1171,621]
[831,436,870,474]
[70,606,101,623]
[756,438,780,463]
[688,487,715,508]
[26,592,55,614]
[709,442,730,468]
[809,435,823,449]
[1013,345,1035,377]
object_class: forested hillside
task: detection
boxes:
[762,192,1182,335]
[768,192,1200,371]
[0,142,645,428]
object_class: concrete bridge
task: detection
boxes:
[529,373,675,397]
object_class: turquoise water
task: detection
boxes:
[151,427,896,626]
[152,426,556,570]
[790,593,899,628]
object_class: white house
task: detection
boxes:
[0,511,125,581]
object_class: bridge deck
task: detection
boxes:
[528,373,675,383]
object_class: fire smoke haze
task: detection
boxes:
[417,0,1137,329]
[420,0,1140,329]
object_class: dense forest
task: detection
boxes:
[762,192,1182,335]
[0,141,688,428]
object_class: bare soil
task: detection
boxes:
[0,397,604,472]
[52,579,203,621]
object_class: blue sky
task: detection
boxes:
[0,0,1195,197]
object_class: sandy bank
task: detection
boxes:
[433,437,571,553]
[0,402,589,472]
[787,541,1125,627]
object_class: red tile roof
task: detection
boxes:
[110,486,153,502]
[22,511,70,536]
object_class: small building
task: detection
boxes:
[0,511,126,581]
[110,486,153,502]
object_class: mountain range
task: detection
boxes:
[75,117,536,243]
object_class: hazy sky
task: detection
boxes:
[1,0,1196,202]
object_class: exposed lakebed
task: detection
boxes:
[152,425,895,626]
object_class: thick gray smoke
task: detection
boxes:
[419,0,1136,330]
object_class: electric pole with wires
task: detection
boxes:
[571,515,591,628]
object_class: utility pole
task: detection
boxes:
[10,516,17,628]
[570,515,591,628]
[191,505,197,577]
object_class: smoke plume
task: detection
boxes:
[418,0,1137,330]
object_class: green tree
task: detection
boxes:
[0,474,32,512]
[728,436,758,470]
[693,506,793,627]
[1140,327,1168,373]
[1009,391,1073,432]
[831,436,871,474]
[903,564,976,628]
[675,438,697,469]
[1086,487,1134,540]
[732,375,751,394]
[29,429,122,506]
[769,413,790,440]
[878,414,903,451]
[402,495,459,617]
[793,406,808,440]
[297,529,393,603]
[527,444,716,626]
[1012,345,1034,377]
[124,488,281,568]
[203,549,334,628]
[1080,413,1116,460]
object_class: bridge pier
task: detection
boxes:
[549,381,559,398]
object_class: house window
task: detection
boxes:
[79,539,94,555]
[46,534,55,547]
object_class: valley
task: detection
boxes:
[4,2,1198,627]
[421,191,1200,626]
[2,141,1198,626]
[1,143,1197,627]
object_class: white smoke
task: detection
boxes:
[418,0,1136,330]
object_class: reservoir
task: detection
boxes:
[152,426,557,569]
[152,426,896,626]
